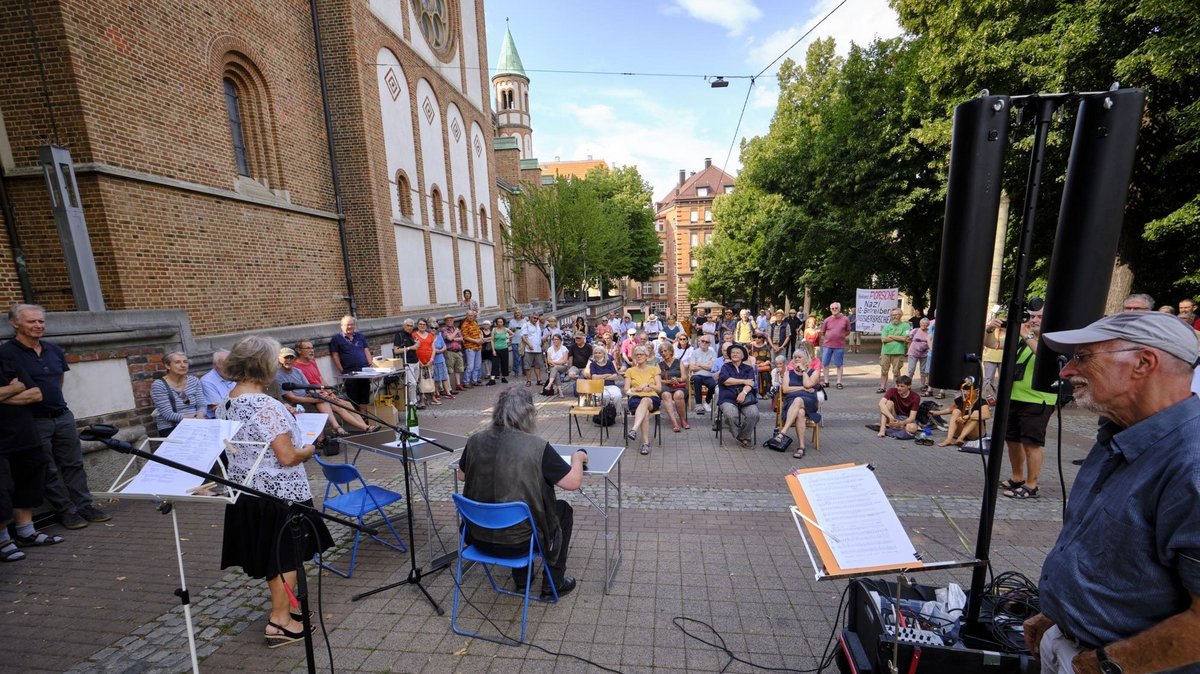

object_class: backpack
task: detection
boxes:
[592,402,617,427]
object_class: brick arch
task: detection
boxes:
[210,38,283,189]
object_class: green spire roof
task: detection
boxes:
[494,25,526,79]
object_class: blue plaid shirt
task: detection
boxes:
[1039,394,1200,663]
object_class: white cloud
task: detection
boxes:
[751,81,778,110]
[746,0,901,73]
[670,0,763,36]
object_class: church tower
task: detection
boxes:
[492,24,533,159]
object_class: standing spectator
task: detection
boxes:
[750,333,772,394]
[643,314,663,340]
[1158,305,1175,315]
[617,313,636,336]
[0,304,110,529]
[783,309,803,358]
[984,302,1056,500]
[522,315,546,387]
[429,318,454,401]
[490,317,511,385]
[877,309,908,393]
[201,350,235,418]
[392,319,422,407]
[150,351,207,435]
[544,334,570,398]
[906,318,932,395]
[756,309,771,334]
[461,288,479,312]
[0,349,63,558]
[509,309,527,380]
[847,307,861,353]
[873,375,921,438]
[803,316,821,362]
[440,315,466,392]
[479,320,495,384]
[292,341,374,430]
[1121,293,1154,311]
[661,315,683,341]
[819,302,852,389]
[542,316,562,343]
[700,313,718,340]
[1022,311,1200,674]
[623,346,662,456]
[717,343,760,448]
[413,319,436,406]
[658,341,688,432]
[217,335,332,648]
[329,315,372,409]
[908,308,924,330]
[1177,297,1199,329]
[461,310,484,387]
[734,309,755,345]
[719,309,739,339]
[768,310,792,359]
[981,316,1006,391]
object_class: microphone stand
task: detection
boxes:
[309,390,460,614]
[81,426,370,674]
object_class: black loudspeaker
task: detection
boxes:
[1032,88,1145,392]
[929,95,1011,390]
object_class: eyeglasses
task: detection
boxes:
[1069,347,1143,365]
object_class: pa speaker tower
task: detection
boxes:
[1032,88,1145,392]
[929,95,1011,390]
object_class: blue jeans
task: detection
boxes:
[36,410,94,515]
[512,349,524,375]
[465,349,482,384]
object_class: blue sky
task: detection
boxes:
[483,0,902,202]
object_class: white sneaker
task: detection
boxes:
[695,405,705,416]
[704,402,712,413]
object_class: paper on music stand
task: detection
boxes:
[794,465,920,570]
[295,413,328,445]
[122,419,240,497]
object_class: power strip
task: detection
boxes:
[884,625,945,646]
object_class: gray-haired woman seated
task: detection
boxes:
[457,386,587,598]
[582,346,623,408]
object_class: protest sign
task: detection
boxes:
[855,288,899,332]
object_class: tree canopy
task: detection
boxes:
[703,0,1199,310]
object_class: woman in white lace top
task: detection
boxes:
[217,335,333,648]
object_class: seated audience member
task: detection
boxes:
[566,333,592,386]
[934,392,992,447]
[151,351,207,434]
[624,346,662,456]
[291,341,373,431]
[458,387,586,598]
[1,351,64,559]
[658,341,688,432]
[673,333,692,361]
[772,350,821,459]
[573,316,589,341]
[662,315,683,341]
[717,343,760,448]
[874,375,921,438]
[544,334,570,398]
[684,333,717,415]
[201,350,235,419]
[644,314,664,340]
[582,346,623,408]
[277,348,371,440]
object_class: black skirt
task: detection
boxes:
[221,495,333,580]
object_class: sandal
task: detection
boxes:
[738,438,751,448]
[333,427,350,437]
[681,421,690,430]
[364,424,381,433]
[14,530,64,547]
[265,620,310,649]
[672,423,681,433]
[627,429,639,441]
[1004,485,1039,499]
[835,383,843,389]
[639,443,650,456]
[793,447,806,459]
[999,479,1025,491]
[1,541,26,562]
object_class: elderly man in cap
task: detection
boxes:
[1023,311,1200,674]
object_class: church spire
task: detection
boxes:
[493,22,532,159]
[495,23,526,80]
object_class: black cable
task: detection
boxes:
[303,517,336,673]
[752,0,851,79]
[720,78,756,176]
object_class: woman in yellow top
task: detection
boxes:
[623,346,662,455]
[734,309,755,345]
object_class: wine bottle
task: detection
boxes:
[405,401,420,438]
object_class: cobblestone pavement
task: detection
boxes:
[1,353,1097,673]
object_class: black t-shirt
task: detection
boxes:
[540,443,571,485]
[0,356,42,454]
[567,342,592,369]
[393,329,419,364]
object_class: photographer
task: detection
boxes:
[983,299,1055,500]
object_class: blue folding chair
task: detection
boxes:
[313,455,407,578]
[450,494,558,644]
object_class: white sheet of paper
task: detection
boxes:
[795,465,919,570]
[296,413,328,444]
[122,419,240,496]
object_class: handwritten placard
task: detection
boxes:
[855,288,899,333]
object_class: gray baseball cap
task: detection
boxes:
[1042,311,1199,366]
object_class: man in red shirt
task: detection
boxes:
[819,302,852,389]
[873,375,921,438]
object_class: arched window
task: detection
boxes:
[223,79,250,176]
[221,53,281,188]
[430,186,444,226]
[479,206,489,239]
[458,199,469,235]
[501,89,514,110]
[396,170,413,218]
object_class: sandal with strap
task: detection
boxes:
[14,530,64,547]
[1004,485,1039,499]
[792,447,806,459]
[639,443,650,456]
[1,541,26,562]
[999,479,1025,491]
[265,620,310,648]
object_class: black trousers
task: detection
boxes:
[470,500,573,591]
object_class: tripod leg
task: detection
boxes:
[167,506,201,674]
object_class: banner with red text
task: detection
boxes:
[855,288,900,333]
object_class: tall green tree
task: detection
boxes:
[585,165,660,282]
[689,186,782,306]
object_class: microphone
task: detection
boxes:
[81,424,136,454]
[281,382,332,391]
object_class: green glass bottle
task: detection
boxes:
[405,401,420,438]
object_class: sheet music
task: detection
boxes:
[295,413,328,444]
[795,465,919,570]
[122,419,240,496]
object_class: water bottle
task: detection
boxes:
[922,424,932,442]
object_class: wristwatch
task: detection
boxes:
[1096,646,1123,674]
